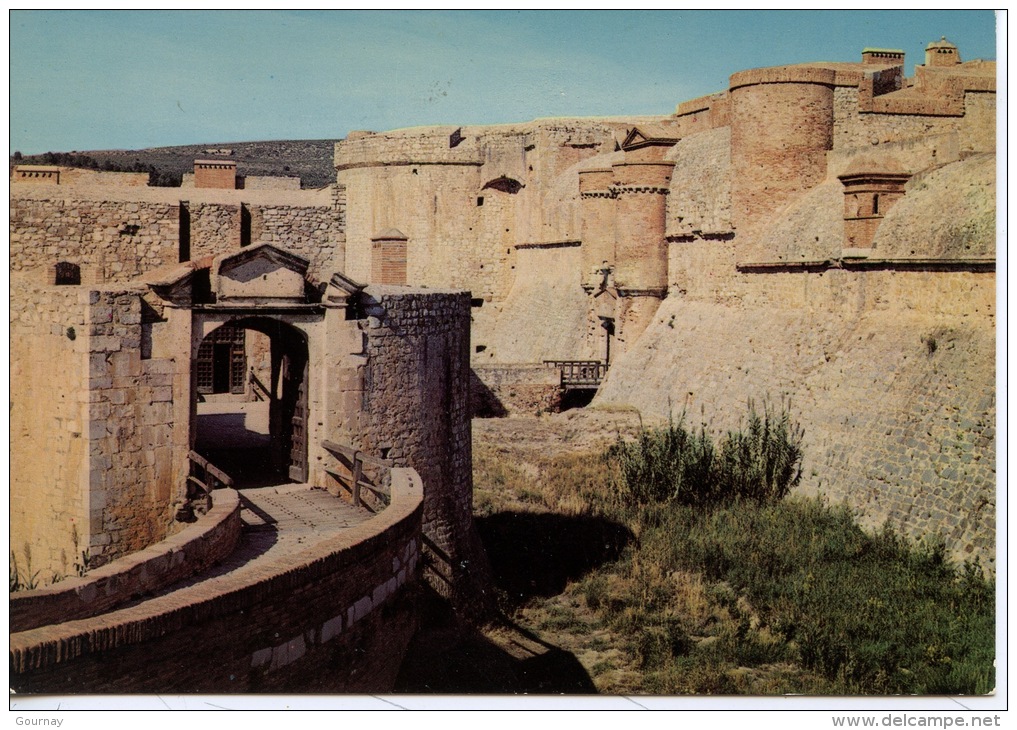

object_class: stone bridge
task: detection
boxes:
[11,460,424,693]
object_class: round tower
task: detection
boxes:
[610,157,674,350]
[611,159,674,292]
[578,168,616,291]
[729,66,835,231]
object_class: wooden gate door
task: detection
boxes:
[287,354,309,482]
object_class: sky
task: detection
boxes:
[8,10,1000,155]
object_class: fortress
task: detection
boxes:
[9,38,996,692]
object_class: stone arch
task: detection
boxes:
[193,315,311,487]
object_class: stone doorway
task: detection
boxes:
[194,317,309,488]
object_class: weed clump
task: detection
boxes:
[608,400,803,507]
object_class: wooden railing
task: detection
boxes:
[248,368,271,402]
[186,450,234,517]
[543,360,608,389]
[321,440,392,511]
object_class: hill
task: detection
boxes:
[10,139,338,189]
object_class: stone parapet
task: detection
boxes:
[10,470,424,693]
[336,128,483,170]
[10,489,241,632]
[730,65,837,91]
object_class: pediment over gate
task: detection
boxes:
[212,243,310,304]
[620,126,678,152]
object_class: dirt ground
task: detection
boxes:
[396,408,647,694]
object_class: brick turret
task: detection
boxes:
[838,156,910,255]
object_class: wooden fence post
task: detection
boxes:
[352,452,363,507]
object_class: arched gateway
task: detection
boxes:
[146,243,363,494]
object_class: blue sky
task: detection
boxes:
[9,10,999,155]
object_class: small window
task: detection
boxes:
[477,197,484,207]
[54,262,81,286]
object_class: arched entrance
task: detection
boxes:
[193,316,309,488]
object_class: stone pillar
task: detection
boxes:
[579,168,616,291]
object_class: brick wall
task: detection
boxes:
[194,162,237,190]
[371,237,408,285]
[730,69,835,230]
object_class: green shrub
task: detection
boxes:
[607,400,803,508]
[716,400,804,503]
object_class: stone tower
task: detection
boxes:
[729,66,835,231]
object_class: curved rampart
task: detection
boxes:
[10,489,242,633]
[10,469,424,694]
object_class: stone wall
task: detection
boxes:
[10,186,346,288]
[242,175,301,190]
[9,197,181,284]
[479,242,593,364]
[188,202,240,258]
[336,118,673,306]
[83,288,183,567]
[470,364,562,417]
[11,280,189,582]
[9,281,90,582]
[10,471,423,694]
[252,204,346,280]
[832,88,995,154]
[665,127,733,239]
[55,168,150,187]
[596,264,996,568]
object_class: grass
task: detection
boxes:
[472,408,996,695]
